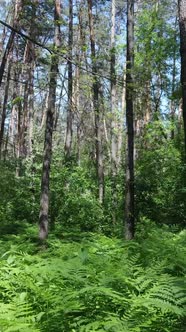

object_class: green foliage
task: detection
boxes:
[50,163,104,231]
[103,171,125,234]
[11,97,24,106]
[0,160,40,228]
[136,122,186,226]
[0,222,185,332]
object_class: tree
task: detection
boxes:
[178,0,186,152]
[0,1,23,156]
[111,0,117,175]
[0,60,11,157]
[39,0,62,240]
[64,0,73,160]
[0,0,22,87]
[87,0,104,204]
[0,0,184,238]
[110,0,117,223]
[125,0,135,240]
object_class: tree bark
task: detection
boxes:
[64,0,73,160]
[111,0,117,175]
[117,72,126,167]
[87,0,104,204]
[0,61,11,157]
[39,0,61,240]
[170,54,176,140]
[9,68,19,154]
[125,0,135,240]
[28,62,35,156]
[25,1,37,156]
[110,0,118,223]
[74,57,81,165]
[178,0,186,152]
[169,17,177,140]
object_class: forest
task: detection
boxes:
[0,0,186,331]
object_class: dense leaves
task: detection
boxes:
[0,222,186,332]
[136,122,186,226]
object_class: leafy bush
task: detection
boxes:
[136,129,186,226]
[50,165,104,231]
[0,160,40,229]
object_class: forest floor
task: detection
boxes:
[0,221,186,332]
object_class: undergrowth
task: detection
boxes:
[0,220,186,332]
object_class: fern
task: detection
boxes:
[0,224,186,331]
[0,298,41,332]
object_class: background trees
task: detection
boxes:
[0,0,185,239]
[0,1,186,331]
[178,0,186,152]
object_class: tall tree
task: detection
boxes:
[178,0,186,152]
[39,0,61,240]
[125,0,135,240]
[111,0,117,174]
[110,0,117,223]
[87,0,104,204]
[64,0,73,160]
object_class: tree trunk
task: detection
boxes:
[64,0,73,160]
[76,1,85,165]
[74,57,81,165]
[110,0,118,223]
[125,0,135,240]
[87,0,104,204]
[117,71,126,167]
[39,0,61,240]
[9,99,16,147]
[9,68,19,154]
[178,0,186,152]
[170,57,176,140]
[54,67,67,130]
[111,0,117,175]
[0,61,11,157]
[3,128,9,161]
[0,31,14,87]
[40,92,49,130]
[28,62,35,156]
[25,2,37,156]
[170,17,177,140]
[19,43,30,158]
[0,0,22,87]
